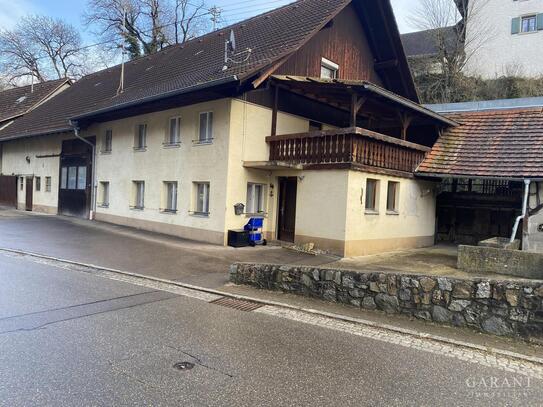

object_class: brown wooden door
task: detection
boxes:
[277,177,297,242]
[25,177,33,211]
[0,175,17,207]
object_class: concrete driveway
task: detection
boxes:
[0,209,338,289]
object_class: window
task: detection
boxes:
[60,168,67,189]
[320,57,339,79]
[99,181,110,207]
[365,179,379,213]
[386,181,400,213]
[68,167,77,189]
[45,177,51,192]
[246,183,266,214]
[102,130,112,153]
[77,166,87,190]
[166,117,181,146]
[35,177,41,192]
[193,182,210,215]
[198,112,213,143]
[132,181,145,209]
[20,177,24,191]
[521,15,537,33]
[134,124,147,150]
[163,181,178,212]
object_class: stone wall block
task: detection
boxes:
[476,281,491,299]
[420,277,436,292]
[437,277,453,291]
[387,275,398,296]
[375,293,399,313]
[361,296,377,310]
[432,306,453,323]
[505,289,520,307]
[453,281,473,299]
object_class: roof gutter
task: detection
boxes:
[71,76,240,122]
[414,171,543,182]
[363,83,458,127]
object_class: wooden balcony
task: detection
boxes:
[265,127,431,174]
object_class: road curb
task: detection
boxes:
[2,246,543,367]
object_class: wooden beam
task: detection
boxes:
[350,93,367,127]
[271,85,279,136]
[374,59,399,71]
[399,111,414,141]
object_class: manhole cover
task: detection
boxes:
[173,361,195,371]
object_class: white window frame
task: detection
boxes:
[99,181,110,208]
[320,57,339,79]
[196,112,213,144]
[132,181,145,210]
[134,124,147,150]
[365,178,380,214]
[521,14,537,33]
[165,116,181,146]
[386,181,400,214]
[45,176,51,192]
[193,182,210,216]
[246,183,266,214]
[163,181,178,213]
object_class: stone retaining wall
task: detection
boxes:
[230,263,543,341]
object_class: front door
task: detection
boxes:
[277,177,297,242]
[25,177,33,211]
[58,138,94,218]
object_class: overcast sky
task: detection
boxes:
[0,0,424,42]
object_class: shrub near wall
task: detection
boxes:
[230,263,543,341]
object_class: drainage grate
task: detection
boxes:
[210,297,263,312]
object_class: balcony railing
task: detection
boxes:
[266,127,430,173]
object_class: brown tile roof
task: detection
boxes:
[0,79,69,124]
[0,0,351,140]
[0,0,415,141]
[416,108,543,179]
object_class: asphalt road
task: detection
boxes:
[1,251,542,406]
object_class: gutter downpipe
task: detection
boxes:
[510,179,531,244]
[69,120,96,220]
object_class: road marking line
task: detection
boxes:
[2,247,543,373]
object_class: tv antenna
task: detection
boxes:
[117,7,128,95]
[209,6,222,31]
[222,29,252,71]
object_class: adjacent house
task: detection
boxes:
[402,0,543,79]
[0,79,71,208]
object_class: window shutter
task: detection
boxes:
[537,14,543,31]
[511,17,520,34]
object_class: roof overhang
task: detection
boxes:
[270,75,458,127]
[70,76,240,124]
[415,171,543,182]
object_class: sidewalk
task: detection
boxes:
[0,210,337,289]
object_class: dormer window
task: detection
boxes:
[320,57,339,79]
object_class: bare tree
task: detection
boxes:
[171,0,209,43]
[408,0,493,103]
[0,15,87,84]
[84,0,210,60]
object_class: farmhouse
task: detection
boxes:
[2,0,540,258]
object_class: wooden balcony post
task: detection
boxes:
[349,92,367,127]
[271,85,279,137]
[399,111,413,141]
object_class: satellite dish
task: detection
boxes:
[228,29,236,52]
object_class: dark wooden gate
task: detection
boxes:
[58,137,94,218]
[277,177,297,242]
[25,177,33,211]
[0,175,17,207]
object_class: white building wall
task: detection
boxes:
[1,133,68,213]
[464,0,543,78]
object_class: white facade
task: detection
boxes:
[464,0,543,78]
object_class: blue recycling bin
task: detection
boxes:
[244,217,266,246]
